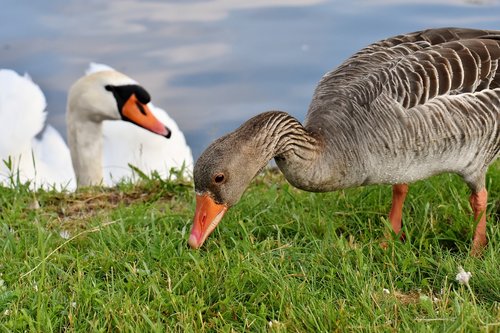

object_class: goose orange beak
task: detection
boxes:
[122,94,171,138]
[189,194,228,249]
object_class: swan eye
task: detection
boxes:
[214,173,225,184]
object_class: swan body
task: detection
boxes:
[101,111,193,184]
[0,64,192,189]
[189,28,500,255]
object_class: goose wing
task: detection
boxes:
[343,28,498,62]
[308,28,500,120]
[361,36,500,109]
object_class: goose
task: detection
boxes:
[188,27,500,256]
[0,64,192,189]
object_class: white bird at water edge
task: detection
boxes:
[0,63,193,190]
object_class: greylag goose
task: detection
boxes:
[189,27,500,255]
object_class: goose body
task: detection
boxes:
[189,28,500,255]
[0,64,192,189]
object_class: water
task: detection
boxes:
[1,0,499,159]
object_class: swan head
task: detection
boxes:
[67,70,171,137]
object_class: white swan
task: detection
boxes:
[0,64,193,190]
[90,63,194,185]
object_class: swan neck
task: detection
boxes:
[67,118,103,186]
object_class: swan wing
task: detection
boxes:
[85,62,115,75]
[0,69,46,156]
[0,69,75,189]
[31,125,76,190]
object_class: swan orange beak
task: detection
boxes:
[188,194,228,249]
[122,94,171,138]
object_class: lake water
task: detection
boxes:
[2,0,499,158]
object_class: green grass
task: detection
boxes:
[0,163,498,332]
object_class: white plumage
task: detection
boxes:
[0,69,75,189]
[0,64,193,190]
[89,63,194,184]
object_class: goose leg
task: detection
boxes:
[469,188,488,256]
[381,183,408,248]
[388,183,409,240]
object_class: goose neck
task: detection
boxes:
[250,112,322,189]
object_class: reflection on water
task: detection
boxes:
[1,0,499,158]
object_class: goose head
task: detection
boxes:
[189,137,255,249]
[67,70,171,137]
[188,113,279,249]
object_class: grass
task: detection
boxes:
[0,163,498,332]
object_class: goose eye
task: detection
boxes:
[214,173,225,184]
